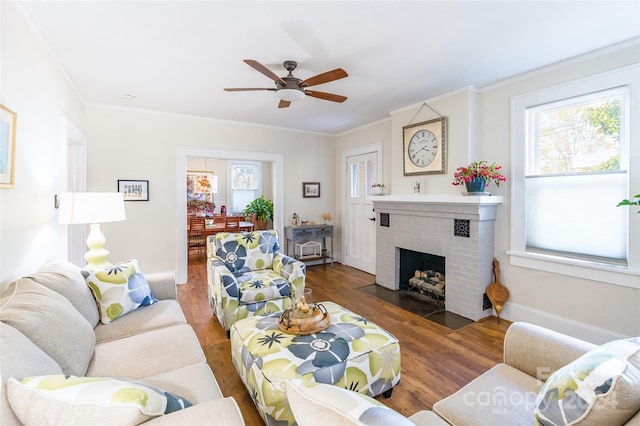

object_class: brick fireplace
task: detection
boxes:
[372,195,503,321]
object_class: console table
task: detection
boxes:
[284,224,333,266]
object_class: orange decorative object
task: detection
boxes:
[486,258,509,323]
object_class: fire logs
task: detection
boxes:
[408,270,445,303]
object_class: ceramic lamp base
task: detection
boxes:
[84,223,113,271]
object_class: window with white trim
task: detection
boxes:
[228,161,262,215]
[510,65,639,288]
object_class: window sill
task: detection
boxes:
[507,250,640,289]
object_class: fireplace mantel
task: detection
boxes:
[372,194,503,222]
[372,194,503,321]
[372,194,503,205]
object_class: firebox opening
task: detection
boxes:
[399,248,446,306]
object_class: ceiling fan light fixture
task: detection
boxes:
[275,88,305,102]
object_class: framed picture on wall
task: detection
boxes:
[0,104,17,189]
[187,171,217,201]
[303,182,320,198]
[118,179,149,201]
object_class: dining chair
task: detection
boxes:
[224,216,241,233]
[188,217,206,255]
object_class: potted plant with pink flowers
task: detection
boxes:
[452,161,506,194]
[371,183,386,196]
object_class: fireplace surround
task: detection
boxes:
[372,194,503,321]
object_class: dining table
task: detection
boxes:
[187,217,255,237]
[202,219,254,237]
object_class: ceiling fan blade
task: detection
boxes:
[278,100,291,108]
[244,59,286,85]
[300,68,348,87]
[224,88,276,92]
[305,90,347,103]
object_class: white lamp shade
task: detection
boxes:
[275,88,305,102]
[58,192,126,224]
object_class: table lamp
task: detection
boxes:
[58,192,126,271]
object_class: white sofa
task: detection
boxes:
[0,260,244,425]
[431,322,640,425]
[286,322,640,426]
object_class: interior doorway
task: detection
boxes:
[63,118,87,267]
[175,147,284,284]
[342,143,382,275]
[185,157,273,259]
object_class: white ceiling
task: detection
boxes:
[17,1,640,135]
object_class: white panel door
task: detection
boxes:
[344,152,378,274]
[64,118,87,267]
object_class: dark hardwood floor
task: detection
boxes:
[178,253,510,425]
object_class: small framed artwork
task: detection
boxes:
[0,104,17,189]
[187,171,217,194]
[303,182,320,198]
[118,179,149,201]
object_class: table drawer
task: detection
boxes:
[292,229,314,238]
[315,228,332,237]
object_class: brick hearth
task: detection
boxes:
[372,195,503,321]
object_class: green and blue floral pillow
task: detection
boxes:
[213,230,280,275]
[7,374,191,425]
[83,259,157,324]
[534,337,640,426]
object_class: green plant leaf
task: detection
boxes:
[243,195,274,223]
[617,193,640,213]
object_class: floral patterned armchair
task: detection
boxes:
[207,230,306,335]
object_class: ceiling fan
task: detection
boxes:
[224,59,348,108]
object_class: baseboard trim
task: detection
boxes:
[500,302,629,344]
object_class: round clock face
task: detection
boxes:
[408,130,438,167]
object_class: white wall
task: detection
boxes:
[84,105,335,274]
[480,42,640,342]
[3,0,637,341]
[336,42,640,342]
[0,1,85,288]
[389,87,485,196]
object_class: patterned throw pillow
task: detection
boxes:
[534,337,640,426]
[83,259,157,324]
[7,375,192,426]
[285,380,413,426]
[214,231,280,274]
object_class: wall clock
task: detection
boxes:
[402,116,447,176]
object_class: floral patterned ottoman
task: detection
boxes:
[230,301,401,425]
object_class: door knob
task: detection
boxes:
[368,217,376,221]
